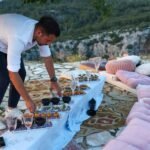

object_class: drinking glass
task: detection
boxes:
[93,57,101,73]
[22,111,34,140]
[75,77,80,91]
[57,79,65,104]
[6,117,17,132]
[50,88,58,97]
[86,70,91,82]
[71,75,75,81]
[6,117,17,144]
[23,112,33,131]
[70,80,77,96]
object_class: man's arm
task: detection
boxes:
[9,71,36,112]
[43,56,61,96]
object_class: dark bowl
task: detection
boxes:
[41,98,51,106]
[34,117,46,126]
[16,119,22,129]
[86,110,96,116]
[50,97,60,105]
[62,96,71,103]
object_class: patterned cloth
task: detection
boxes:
[64,140,84,150]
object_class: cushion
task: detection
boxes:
[117,55,141,66]
[127,111,150,124]
[126,102,150,124]
[137,84,150,100]
[103,139,139,150]
[135,63,150,76]
[79,60,106,72]
[105,60,135,74]
[117,124,150,150]
[116,70,150,88]
[139,98,150,105]
[129,102,150,112]
[129,118,150,130]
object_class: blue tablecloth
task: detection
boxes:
[2,75,105,150]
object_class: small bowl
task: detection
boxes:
[87,110,96,116]
[62,96,71,103]
[50,97,60,105]
[41,98,50,106]
[16,119,22,129]
[34,117,46,126]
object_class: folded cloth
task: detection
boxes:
[103,139,139,150]
[66,76,105,132]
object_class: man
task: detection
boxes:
[0,14,61,114]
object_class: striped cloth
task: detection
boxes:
[105,60,135,74]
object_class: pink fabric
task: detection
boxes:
[128,118,150,130]
[131,102,150,110]
[140,98,150,105]
[103,139,139,150]
[126,102,150,124]
[105,60,135,74]
[137,85,150,100]
[116,70,150,88]
[126,111,150,124]
[117,124,150,150]
[128,102,150,115]
[105,102,150,150]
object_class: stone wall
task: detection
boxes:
[22,28,150,61]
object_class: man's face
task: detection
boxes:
[36,33,56,46]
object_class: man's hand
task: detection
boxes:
[25,100,36,113]
[50,82,62,96]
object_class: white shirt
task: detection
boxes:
[0,13,51,72]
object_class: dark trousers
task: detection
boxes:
[0,51,26,108]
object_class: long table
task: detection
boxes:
[2,75,105,150]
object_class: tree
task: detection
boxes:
[23,0,56,4]
[90,0,113,19]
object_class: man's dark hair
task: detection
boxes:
[37,16,60,37]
